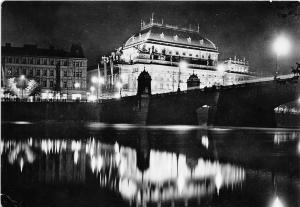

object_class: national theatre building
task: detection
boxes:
[89,18,253,98]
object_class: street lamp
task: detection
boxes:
[178,61,188,91]
[273,35,291,77]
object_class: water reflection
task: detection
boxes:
[273,131,299,145]
[1,124,300,207]
[1,136,245,205]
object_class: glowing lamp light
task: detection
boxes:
[271,196,284,207]
[217,64,226,72]
[90,86,95,92]
[20,75,25,80]
[91,76,98,83]
[74,82,80,88]
[273,35,291,57]
[179,61,188,69]
[116,82,122,89]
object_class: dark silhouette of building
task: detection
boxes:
[187,73,200,90]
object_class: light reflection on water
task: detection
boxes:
[1,123,300,207]
[1,137,245,205]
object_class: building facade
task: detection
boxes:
[94,18,254,98]
[1,43,87,100]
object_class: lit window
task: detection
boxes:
[174,35,178,41]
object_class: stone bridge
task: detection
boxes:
[2,74,299,127]
[144,74,300,127]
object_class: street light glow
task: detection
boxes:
[74,82,80,88]
[179,61,188,69]
[116,81,122,89]
[217,64,226,72]
[273,35,291,57]
[20,75,25,80]
[91,76,98,83]
[90,86,95,92]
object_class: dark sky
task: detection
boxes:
[2,1,300,74]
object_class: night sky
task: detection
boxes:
[2,1,300,74]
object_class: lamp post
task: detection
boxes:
[273,35,291,78]
[178,61,187,91]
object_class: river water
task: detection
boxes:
[1,122,300,207]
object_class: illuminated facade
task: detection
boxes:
[1,43,87,100]
[97,18,254,97]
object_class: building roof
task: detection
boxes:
[2,43,86,58]
[124,23,217,51]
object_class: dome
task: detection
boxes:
[124,24,217,51]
